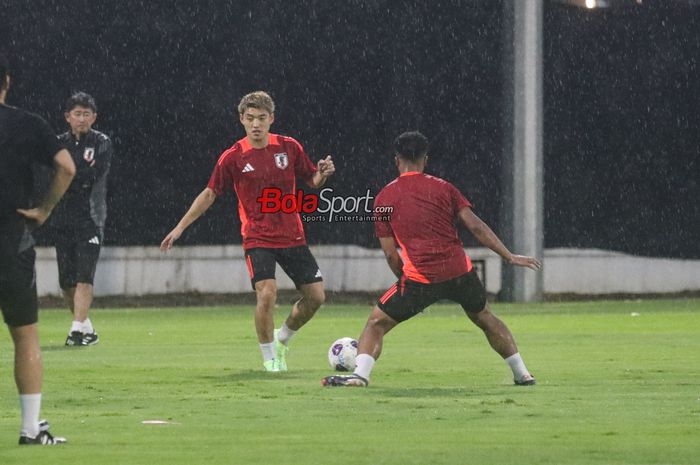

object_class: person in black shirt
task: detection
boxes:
[1,53,74,445]
[50,92,113,346]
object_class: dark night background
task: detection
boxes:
[1,0,698,258]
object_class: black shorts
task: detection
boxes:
[244,246,323,290]
[377,270,486,323]
[0,248,39,327]
[54,226,102,289]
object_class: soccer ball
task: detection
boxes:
[328,337,358,372]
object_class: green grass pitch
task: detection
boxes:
[0,299,698,464]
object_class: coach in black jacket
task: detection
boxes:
[50,92,113,347]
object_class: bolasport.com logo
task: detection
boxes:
[256,187,393,223]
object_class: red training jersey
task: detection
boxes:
[374,172,473,283]
[207,133,317,250]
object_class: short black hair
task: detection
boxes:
[65,91,97,113]
[0,52,9,88]
[394,131,429,161]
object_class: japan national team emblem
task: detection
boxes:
[274,152,289,170]
[83,147,95,163]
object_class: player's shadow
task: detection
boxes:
[203,370,308,383]
[40,345,84,352]
[372,386,483,398]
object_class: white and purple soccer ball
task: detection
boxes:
[328,337,358,372]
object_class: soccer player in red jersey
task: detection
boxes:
[323,131,541,387]
[161,91,334,372]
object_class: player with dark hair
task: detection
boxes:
[323,130,540,387]
[50,91,113,346]
[1,52,74,444]
[161,91,335,372]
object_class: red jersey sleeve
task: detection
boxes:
[207,149,236,195]
[290,138,317,184]
[373,190,394,238]
[449,182,472,215]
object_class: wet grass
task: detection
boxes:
[0,299,698,464]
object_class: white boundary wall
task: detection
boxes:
[35,246,700,297]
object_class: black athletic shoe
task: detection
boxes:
[514,374,537,386]
[65,331,83,346]
[321,374,369,387]
[82,332,99,346]
[18,420,66,445]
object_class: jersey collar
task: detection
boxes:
[399,171,421,177]
[239,133,280,152]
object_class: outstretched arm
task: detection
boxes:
[160,187,217,251]
[457,207,541,270]
[378,236,404,278]
[17,149,75,225]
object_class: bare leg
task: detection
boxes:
[10,324,44,438]
[62,287,75,315]
[467,303,534,383]
[466,304,519,359]
[254,279,277,343]
[357,305,399,360]
[323,306,399,385]
[9,323,42,394]
[284,281,325,331]
[72,282,93,323]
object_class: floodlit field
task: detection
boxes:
[1,299,698,465]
